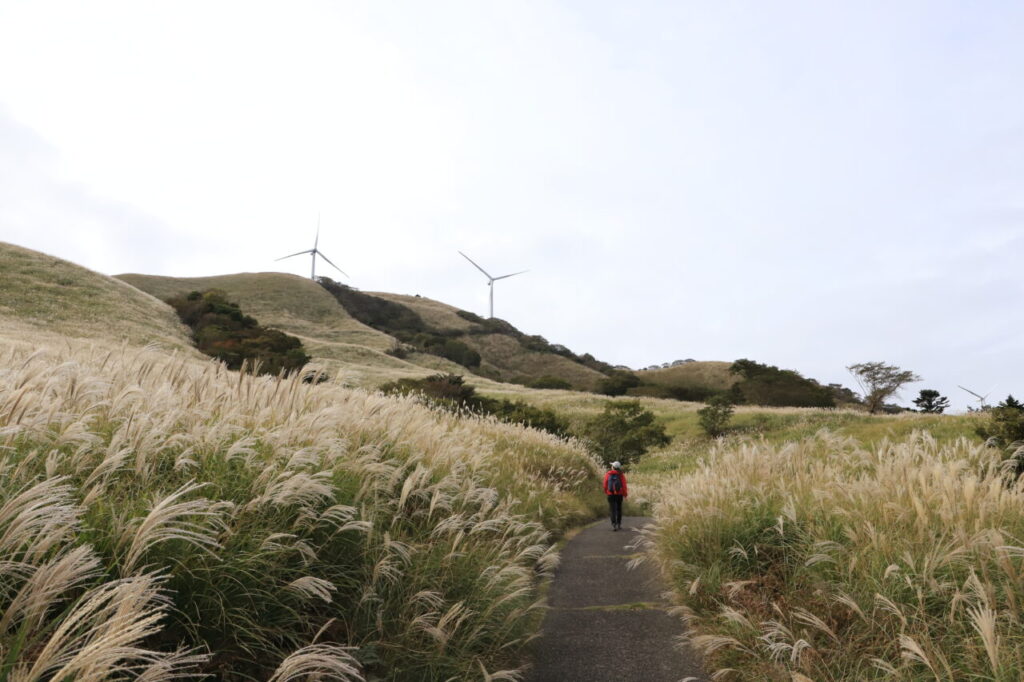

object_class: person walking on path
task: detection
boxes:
[603,461,628,530]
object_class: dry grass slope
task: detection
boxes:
[118,273,504,387]
[0,241,194,351]
[118,272,393,350]
[370,292,479,332]
[0,339,603,680]
[465,333,607,391]
[637,361,737,392]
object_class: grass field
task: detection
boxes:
[642,428,1023,680]
[0,241,194,351]
[0,340,604,680]
[6,241,1015,681]
[637,361,737,392]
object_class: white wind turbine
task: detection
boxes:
[458,251,527,319]
[276,215,348,281]
[958,385,995,410]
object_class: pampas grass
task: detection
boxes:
[0,341,602,680]
[645,431,1024,680]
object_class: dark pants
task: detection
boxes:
[607,495,623,526]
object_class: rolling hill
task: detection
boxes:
[0,241,194,351]
[118,271,616,391]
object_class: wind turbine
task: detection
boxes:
[458,251,527,319]
[276,215,348,281]
[958,385,994,410]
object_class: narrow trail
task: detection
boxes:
[524,516,708,682]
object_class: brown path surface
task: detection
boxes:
[524,516,708,682]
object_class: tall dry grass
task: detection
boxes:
[645,431,1024,680]
[0,342,602,680]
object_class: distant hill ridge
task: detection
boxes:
[3,242,838,405]
[115,271,621,391]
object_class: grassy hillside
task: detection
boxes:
[637,361,737,393]
[1,247,606,680]
[116,272,481,386]
[362,290,609,390]
[117,272,392,350]
[0,241,193,351]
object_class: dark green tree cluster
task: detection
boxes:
[319,278,481,368]
[727,359,835,408]
[977,396,1024,445]
[165,290,310,376]
[596,370,643,396]
[525,375,573,390]
[579,400,670,466]
[975,395,1024,478]
[913,389,950,413]
[380,374,570,438]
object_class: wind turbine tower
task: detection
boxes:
[458,251,527,319]
[276,215,348,280]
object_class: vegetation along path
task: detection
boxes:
[525,516,707,682]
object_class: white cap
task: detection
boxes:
[611,461,622,469]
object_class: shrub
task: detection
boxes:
[318,277,424,333]
[597,370,642,396]
[166,290,310,376]
[977,399,1024,476]
[380,374,569,437]
[697,395,734,437]
[581,400,670,465]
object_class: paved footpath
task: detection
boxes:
[524,516,708,682]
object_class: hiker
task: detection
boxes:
[603,461,628,530]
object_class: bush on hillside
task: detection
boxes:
[456,309,487,324]
[628,384,724,403]
[581,400,670,466]
[318,277,424,333]
[319,278,486,369]
[977,397,1024,477]
[729,359,835,408]
[527,375,573,390]
[380,374,570,437]
[597,370,642,396]
[697,395,734,437]
[166,289,310,375]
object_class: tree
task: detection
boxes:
[581,400,670,466]
[998,395,1024,411]
[697,395,734,437]
[913,389,950,414]
[846,362,921,414]
[728,359,835,408]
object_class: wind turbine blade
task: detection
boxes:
[958,385,984,400]
[458,251,493,279]
[276,249,314,261]
[314,213,320,249]
[492,270,529,281]
[317,251,348,277]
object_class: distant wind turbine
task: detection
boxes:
[958,385,995,410]
[458,251,527,319]
[276,215,348,281]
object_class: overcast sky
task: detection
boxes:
[2,1,1022,410]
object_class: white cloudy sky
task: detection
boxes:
[2,1,1022,410]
